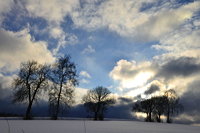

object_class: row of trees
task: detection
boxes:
[12,55,183,122]
[132,89,183,123]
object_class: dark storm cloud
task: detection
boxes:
[144,84,160,95]
[118,97,134,104]
[177,80,200,124]
[0,84,25,115]
[135,95,142,100]
[180,80,200,114]
[0,87,11,99]
[106,97,135,119]
[157,57,200,79]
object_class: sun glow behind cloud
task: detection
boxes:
[110,59,155,92]
[121,71,154,89]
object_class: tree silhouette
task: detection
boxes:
[133,98,155,122]
[152,96,168,122]
[83,86,115,120]
[48,55,78,120]
[13,61,49,119]
[164,89,183,123]
[133,89,183,123]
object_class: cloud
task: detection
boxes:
[144,84,160,95]
[82,45,95,54]
[80,71,91,78]
[25,0,79,24]
[50,26,64,39]
[0,77,13,100]
[157,57,200,79]
[135,1,200,41]
[66,34,79,45]
[109,59,154,90]
[123,80,166,98]
[2,0,198,49]
[80,79,90,84]
[49,26,79,45]
[52,28,79,55]
[175,80,200,124]
[110,56,200,98]
[74,87,88,104]
[0,28,55,72]
[1,0,199,43]
[24,0,80,55]
[79,71,91,84]
[72,0,200,41]
[0,73,15,89]
[153,18,200,57]
[106,96,135,119]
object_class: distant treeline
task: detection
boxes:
[0,113,23,117]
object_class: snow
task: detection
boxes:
[0,119,200,133]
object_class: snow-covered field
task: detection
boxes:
[0,119,200,133]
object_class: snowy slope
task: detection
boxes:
[0,120,200,133]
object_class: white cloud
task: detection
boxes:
[72,0,150,32]
[51,29,79,55]
[66,34,79,45]
[2,0,199,43]
[50,26,64,39]
[153,21,200,58]
[80,71,91,78]
[74,87,88,104]
[135,1,200,41]
[0,28,55,72]
[79,71,91,84]
[80,79,90,84]
[49,26,67,55]
[123,79,166,98]
[82,45,95,54]
[109,59,155,90]
[26,0,79,24]
[71,0,200,41]
[25,0,80,55]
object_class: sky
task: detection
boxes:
[0,0,200,124]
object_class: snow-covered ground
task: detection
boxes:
[0,119,200,133]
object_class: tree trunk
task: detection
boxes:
[167,105,171,123]
[149,112,152,122]
[26,83,32,120]
[167,111,170,123]
[94,111,98,120]
[25,101,33,119]
[55,81,63,120]
[158,114,161,122]
[25,83,41,120]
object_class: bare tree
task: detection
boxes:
[13,61,49,119]
[83,86,115,120]
[164,89,183,123]
[49,56,78,120]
